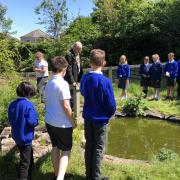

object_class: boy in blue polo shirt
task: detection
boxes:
[80,49,116,180]
[8,82,38,180]
[164,52,178,100]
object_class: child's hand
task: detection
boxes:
[165,72,170,77]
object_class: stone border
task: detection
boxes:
[115,110,180,123]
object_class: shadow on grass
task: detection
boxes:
[0,149,85,180]
[33,153,85,180]
[0,146,19,180]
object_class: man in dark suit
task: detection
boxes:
[64,42,83,108]
[64,42,83,86]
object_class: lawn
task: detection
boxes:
[1,75,180,180]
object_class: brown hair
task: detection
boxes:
[16,81,36,98]
[51,56,68,73]
[90,49,105,67]
[144,56,150,62]
[119,55,128,64]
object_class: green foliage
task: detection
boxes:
[0,73,22,129]
[154,148,179,162]
[0,38,15,73]
[58,17,102,67]
[0,3,12,33]
[122,96,146,116]
[92,0,180,64]
[35,0,68,39]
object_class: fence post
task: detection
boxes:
[73,85,82,125]
[25,72,30,81]
[108,67,113,82]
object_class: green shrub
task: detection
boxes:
[122,96,146,116]
[154,148,179,162]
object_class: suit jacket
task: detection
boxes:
[64,49,83,84]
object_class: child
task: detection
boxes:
[8,82,38,180]
[117,55,130,100]
[139,56,151,98]
[33,51,49,95]
[177,59,180,100]
[45,56,76,180]
[164,52,178,100]
[149,54,163,100]
[80,49,116,180]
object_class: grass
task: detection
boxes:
[114,81,180,116]
[1,128,180,180]
[1,76,180,179]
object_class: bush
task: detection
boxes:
[0,72,22,129]
[122,96,146,116]
[154,148,179,162]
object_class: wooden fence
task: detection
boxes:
[20,65,142,124]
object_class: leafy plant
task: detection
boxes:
[122,95,146,116]
[154,148,179,162]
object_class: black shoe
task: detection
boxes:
[64,173,74,179]
[164,96,170,100]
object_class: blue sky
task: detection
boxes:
[0,0,94,38]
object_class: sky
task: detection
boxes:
[0,0,94,39]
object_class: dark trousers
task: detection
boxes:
[84,121,107,180]
[177,77,180,99]
[36,76,48,93]
[18,145,34,180]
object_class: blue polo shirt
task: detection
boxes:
[80,71,116,124]
[8,98,38,146]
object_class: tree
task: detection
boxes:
[35,0,68,39]
[0,3,12,33]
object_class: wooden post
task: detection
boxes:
[108,67,113,82]
[26,72,30,81]
[73,85,82,125]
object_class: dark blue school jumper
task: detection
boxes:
[139,63,151,87]
[8,98,38,180]
[149,61,163,88]
[80,71,116,180]
[117,64,130,89]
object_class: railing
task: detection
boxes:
[19,64,154,125]
[20,64,141,82]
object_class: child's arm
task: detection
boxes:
[127,65,130,79]
[103,81,116,117]
[61,99,76,128]
[27,105,38,127]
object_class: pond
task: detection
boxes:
[106,118,180,160]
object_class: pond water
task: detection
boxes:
[106,118,180,160]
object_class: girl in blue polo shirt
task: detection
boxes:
[164,52,178,100]
[139,56,151,98]
[117,55,130,100]
[149,54,163,100]
[8,82,38,180]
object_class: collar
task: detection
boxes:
[89,70,103,74]
[169,60,174,63]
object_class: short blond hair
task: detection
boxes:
[168,52,175,59]
[90,49,105,67]
[152,54,159,61]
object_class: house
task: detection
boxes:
[20,29,49,43]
